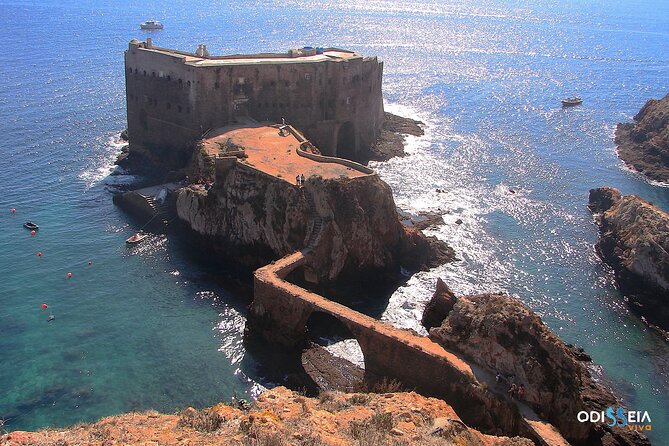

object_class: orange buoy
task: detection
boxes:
[30,230,36,236]
[41,303,48,309]
[37,251,43,257]
[67,272,72,278]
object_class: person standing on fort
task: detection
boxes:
[296,175,301,186]
[517,384,525,400]
[300,173,305,186]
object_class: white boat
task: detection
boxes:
[140,20,163,30]
[126,232,148,245]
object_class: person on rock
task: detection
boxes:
[517,384,525,400]
[300,173,305,185]
[508,382,517,399]
[296,175,301,186]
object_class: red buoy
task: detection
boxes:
[11,208,16,214]
[41,303,48,309]
[67,272,72,278]
[30,230,36,236]
[37,251,43,257]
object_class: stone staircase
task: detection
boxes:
[303,189,324,249]
[142,194,171,226]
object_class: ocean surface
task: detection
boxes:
[1,0,668,442]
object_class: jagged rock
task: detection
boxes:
[176,167,452,285]
[427,292,649,446]
[361,112,425,162]
[421,278,457,330]
[616,93,669,182]
[589,187,669,330]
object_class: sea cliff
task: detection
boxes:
[1,387,533,446]
[615,93,669,183]
[589,186,669,330]
[423,282,650,446]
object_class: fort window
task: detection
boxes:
[178,79,183,85]
[187,81,191,87]
[238,77,245,84]
[152,72,156,77]
[272,103,277,108]
[167,75,171,81]
[284,81,289,87]
[134,68,137,74]
[346,97,351,105]
[143,70,147,76]
[186,107,191,114]
[214,82,220,89]
[304,73,311,80]
[166,102,171,109]
[265,102,269,107]
[270,81,276,87]
[127,68,132,74]
[177,105,182,113]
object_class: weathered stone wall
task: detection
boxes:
[124,40,385,167]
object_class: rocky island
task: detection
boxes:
[589,186,669,331]
[69,39,652,446]
[423,282,650,446]
[615,93,669,183]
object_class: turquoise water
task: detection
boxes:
[1,0,668,443]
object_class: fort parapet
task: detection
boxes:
[124,39,385,164]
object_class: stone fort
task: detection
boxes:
[124,39,385,162]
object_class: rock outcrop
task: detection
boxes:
[176,164,452,285]
[424,285,650,446]
[616,93,669,183]
[589,186,669,330]
[1,387,533,446]
[361,112,425,162]
[421,278,457,330]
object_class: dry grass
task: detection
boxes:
[177,407,223,432]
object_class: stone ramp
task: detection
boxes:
[251,251,570,446]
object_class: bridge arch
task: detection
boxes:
[336,121,357,160]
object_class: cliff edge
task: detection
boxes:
[1,387,533,446]
[589,186,669,330]
[616,93,669,183]
[423,284,650,446]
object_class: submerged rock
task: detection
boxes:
[615,93,669,183]
[589,187,669,330]
[425,285,650,446]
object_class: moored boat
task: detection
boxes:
[140,20,163,30]
[561,97,583,106]
[24,221,39,230]
[126,232,148,245]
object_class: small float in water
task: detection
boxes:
[140,20,163,30]
[561,97,583,106]
[126,231,148,245]
[24,221,39,230]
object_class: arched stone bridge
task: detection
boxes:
[247,250,569,446]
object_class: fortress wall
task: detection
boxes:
[125,40,385,163]
[125,42,201,157]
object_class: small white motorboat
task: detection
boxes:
[140,20,163,30]
[126,232,148,245]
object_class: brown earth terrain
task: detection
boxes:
[1,387,533,446]
[589,186,669,331]
[615,93,669,183]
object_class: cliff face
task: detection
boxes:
[424,288,650,446]
[1,387,533,446]
[616,93,669,183]
[589,186,669,330]
[176,162,452,284]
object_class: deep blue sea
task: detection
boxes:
[1,0,668,442]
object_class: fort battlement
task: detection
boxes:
[124,39,385,166]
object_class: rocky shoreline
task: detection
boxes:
[589,186,669,331]
[615,93,669,183]
[422,280,650,446]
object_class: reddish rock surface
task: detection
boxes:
[1,387,533,446]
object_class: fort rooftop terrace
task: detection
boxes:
[202,125,373,182]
